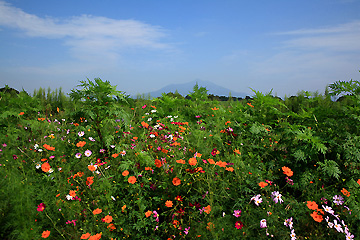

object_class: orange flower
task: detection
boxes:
[145,210,152,217]
[154,159,162,168]
[215,161,227,168]
[234,149,241,154]
[41,162,51,172]
[141,121,149,128]
[69,190,76,197]
[176,159,186,164]
[189,157,197,166]
[38,117,45,121]
[19,112,24,115]
[195,152,202,157]
[41,230,50,238]
[172,177,181,186]
[128,176,136,184]
[43,144,55,151]
[310,211,323,222]
[282,166,293,177]
[93,208,102,215]
[306,201,318,210]
[341,188,350,197]
[258,182,268,188]
[247,102,254,108]
[88,233,102,240]
[122,205,126,212]
[88,165,96,172]
[112,153,119,158]
[76,141,86,147]
[145,167,153,171]
[208,158,215,164]
[103,215,113,223]
[165,200,173,207]
[204,205,211,214]
[226,167,234,172]
[357,179,360,186]
[86,176,94,186]
[107,223,116,231]
[122,170,129,176]
[81,233,91,239]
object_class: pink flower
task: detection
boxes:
[37,203,46,212]
[233,209,241,218]
[260,219,267,228]
[142,105,147,109]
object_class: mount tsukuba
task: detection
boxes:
[138,79,250,98]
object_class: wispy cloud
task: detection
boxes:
[276,20,360,51]
[0,1,171,59]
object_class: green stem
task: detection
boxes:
[45,212,66,239]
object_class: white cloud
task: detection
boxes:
[276,20,360,51]
[0,1,171,59]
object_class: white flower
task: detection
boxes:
[322,205,335,215]
[150,134,155,138]
[35,163,41,169]
[333,220,343,233]
[78,131,85,137]
[38,148,43,152]
[34,144,39,149]
[147,118,152,122]
[290,229,296,238]
[151,110,157,113]
[111,196,116,201]
[84,150,92,157]
[66,195,73,200]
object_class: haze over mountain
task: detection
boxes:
[138,79,250,98]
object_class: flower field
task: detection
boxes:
[1,78,360,239]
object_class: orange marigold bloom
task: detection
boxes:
[341,188,350,197]
[310,211,323,222]
[282,166,293,177]
[258,182,268,188]
[112,153,119,158]
[88,165,96,172]
[165,200,173,207]
[86,176,94,186]
[69,190,76,197]
[93,208,102,215]
[145,210,152,218]
[88,233,102,240]
[357,179,360,185]
[216,161,227,168]
[41,230,50,238]
[76,141,86,147]
[176,159,186,164]
[172,177,181,186]
[128,176,136,184]
[154,159,162,168]
[107,223,116,231]
[43,144,55,151]
[195,152,202,157]
[122,205,126,212]
[19,112,24,115]
[306,201,318,210]
[81,233,91,239]
[141,121,149,128]
[189,157,197,166]
[234,149,241,154]
[41,162,51,173]
[103,215,113,223]
[122,170,129,176]
[226,167,234,172]
[208,158,215,164]
[204,205,211,214]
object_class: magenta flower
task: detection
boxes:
[233,210,241,218]
[235,221,244,229]
[37,203,46,212]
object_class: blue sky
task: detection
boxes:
[0,0,359,98]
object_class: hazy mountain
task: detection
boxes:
[139,79,250,98]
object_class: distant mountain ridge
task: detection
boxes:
[139,79,249,98]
